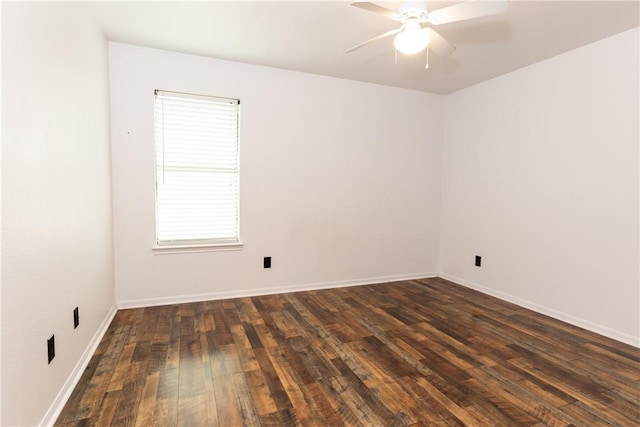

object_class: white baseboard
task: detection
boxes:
[39,305,118,427]
[117,272,438,309]
[439,273,640,348]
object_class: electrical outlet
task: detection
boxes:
[73,307,79,329]
[475,256,482,267]
[263,257,271,269]
[47,335,55,364]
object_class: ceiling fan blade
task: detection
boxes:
[345,27,402,53]
[424,28,456,57]
[350,2,403,21]
[428,0,509,25]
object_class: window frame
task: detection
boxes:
[152,89,242,254]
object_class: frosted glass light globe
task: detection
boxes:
[394,23,430,55]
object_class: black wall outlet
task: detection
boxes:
[475,256,482,267]
[47,335,55,364]
[263,256,271,269]
[73,307,79,329]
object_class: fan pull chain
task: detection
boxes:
[425,48,430,69]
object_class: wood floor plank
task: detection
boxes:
[331,356,411,426]
[346,340,420,423]
[266,311,301,341]
[304,382,345,426]
[399,376,465,426]
[253,347,293,411]
[253,321,279,348]
[508,355,637,425]
[286,335,341,383]
[463,376,543,426]
[109,361,147,427]
[325,374,387,426]
[264,345,316,425]
[54,353,103,423]
[231,371,262,426]
[209,343,243,378]
[213,374,244,426]
[200,331,221,426]
[158,368,180,426]
[413,375,492,425]
[485,361,577,408]
[152,398,176,427]
[75,326,131,420]
[134,371,160,427]
[107,342,136,392]
[93,390,121,427]
[164,306,181,371]
[559,400,626,426]
[571,356,640,396]
[601,386,640,423]
[245,368,279,416]
[230,323,261,373]
[55,278,640,426]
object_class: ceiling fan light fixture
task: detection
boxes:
[393,22,430,55]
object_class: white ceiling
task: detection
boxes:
[88,1,640,94]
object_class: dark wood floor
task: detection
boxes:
[55,277,639,426]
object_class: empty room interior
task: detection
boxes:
[2,1,639,426]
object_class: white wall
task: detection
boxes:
[110,43,444,306]
[1,3,115,426]
[440,28,640,346]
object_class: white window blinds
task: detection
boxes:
[154,90,240,246]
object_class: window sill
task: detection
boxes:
[152,242,244,255]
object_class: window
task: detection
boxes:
[154,90,240,249]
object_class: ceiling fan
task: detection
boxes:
[346,0,509,64]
